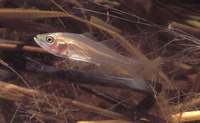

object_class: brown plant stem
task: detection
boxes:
[0,44,47,53]
[0,80,131,121]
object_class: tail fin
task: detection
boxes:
[129,58,162,82]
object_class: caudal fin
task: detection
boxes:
[129,58,162,82]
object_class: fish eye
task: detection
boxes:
[46,36,54,43]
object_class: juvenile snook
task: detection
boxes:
[34,32,159,77]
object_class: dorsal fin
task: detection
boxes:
[82,33,131,56]
[101,39,132,57]
[101,38,120,48]
[82,32,97,41]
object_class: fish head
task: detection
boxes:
[34,33,91,62]
[34,32,70,58]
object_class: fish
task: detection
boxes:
[34,32,159,78]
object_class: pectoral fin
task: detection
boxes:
[68,44,91,63]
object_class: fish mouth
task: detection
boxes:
[33,37,38,43]
[33,35,46,50]
[33,35,49,51]
[34,35,42,45]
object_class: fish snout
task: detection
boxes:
[34,34,44,43]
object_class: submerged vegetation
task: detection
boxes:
[0,0,200,122]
